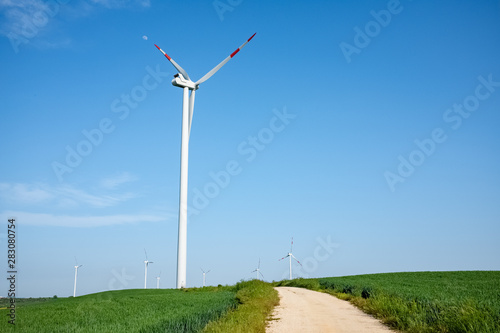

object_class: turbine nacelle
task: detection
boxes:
[172,73,197,90]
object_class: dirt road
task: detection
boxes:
[266,287,394,333]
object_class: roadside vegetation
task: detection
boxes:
[203,279,279,333]
[275,271,500,333]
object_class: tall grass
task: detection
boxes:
[0,288,237,332]
[203,279,279,333]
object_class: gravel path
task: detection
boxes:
[266,287,394,333]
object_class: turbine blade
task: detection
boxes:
[144,248,148,261]
[279,254,290,261]
[259,271,265,279]
[154,44,191,80]
[291,254,302,266]
[258,258,260,269]
[290,237,293,253]
[207,270,211,274]
[195,33,256,86]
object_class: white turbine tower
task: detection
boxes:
[73,257,82,297]
[279,238,302,280]
[154,33,256,289]
[143,249,154,289]
[252,258,264,280]
[156,271,161,289]
[201,268,211,287]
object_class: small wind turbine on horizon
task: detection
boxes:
[279,237,302,280]
[143,249,154,289]
[252,258,265,280]
[201,268,211,287]
[73,257,82,297]
[156,271,161,289]
[154,33,256,289]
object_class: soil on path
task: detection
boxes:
[266,287,394,333]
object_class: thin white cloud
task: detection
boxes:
[88,0,150,9]
[0,182,136,208]
[0,182,54,203]
[0,0,150,47]
[56,184,136,207]
[1,210,168,227]
[0,0,50,37]
[100,172,138,190]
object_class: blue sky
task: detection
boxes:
[1,0,499,297]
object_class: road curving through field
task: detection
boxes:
[266,287,394,333]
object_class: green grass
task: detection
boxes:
[0,287,237,332]
[203,279,279,333]
[5,272,493,332]
[277,271,500,333]
[0,281,278,333]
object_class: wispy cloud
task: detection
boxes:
[0,210,168,227]
[0,0,50,37]
[0,182,136,208]
[0,182,54,203]
[0,0,150,51]
[0,177,173,227]
[100,172,138,190]
[87,0,150,9]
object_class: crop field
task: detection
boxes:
[2,272,497,332]
[279,271,500,333]
[0,287,237,332]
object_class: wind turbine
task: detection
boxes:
[201,268,211,287]
[279,238,302,280]
[73,257,82,297]
[156,271,161,289]
[252,258,265,280]
[154,33,256,289]
[143,249,153,289]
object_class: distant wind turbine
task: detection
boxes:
[156,271,161,289]
[154,33,256,289]
[252,258,264,280]
[144,249,154,289]
[279,238,302,279]
[73,257,82,297]
[201,268,211,287]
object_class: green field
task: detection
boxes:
[0,287,237,332]
[0,279,277,333]
[278,271,500,333]
[2,272,498,332]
